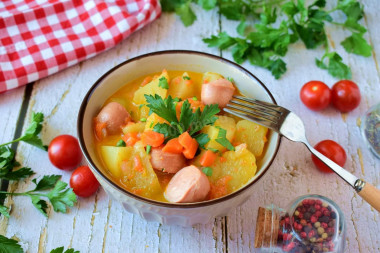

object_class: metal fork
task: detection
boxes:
[225,95,380,212]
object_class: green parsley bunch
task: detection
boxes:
[161,0,372,79]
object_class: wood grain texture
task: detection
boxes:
[0,1,379,252]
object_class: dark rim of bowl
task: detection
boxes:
[77,50,281,208]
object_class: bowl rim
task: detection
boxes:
[77,50,281,208]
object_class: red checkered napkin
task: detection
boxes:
[0,0,161,93]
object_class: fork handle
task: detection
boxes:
[356,180,380,212]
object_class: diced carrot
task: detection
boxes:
[204,78,209,84]
[178,132,199,159]
[162,138,183,154]
[141,76,152,86]
[188,98,204,112]
[200,150,217,167]
[178,132,193,148]
[94,118,107,140]
[182,138,198,159]
[184,80,193,86]
[141,130,165,147]
[122,132,139,146]
[133,155,143,172]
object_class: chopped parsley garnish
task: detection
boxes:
[140,118,147,122]
[202,167,213,177]
[158,77,169,89]
[192,96,198,101]
[116,140,126,147]
[146,145,152,154]
[215,127,235,151]
[144,94,221,148]
[183,76,191,80]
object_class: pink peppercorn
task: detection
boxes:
[284,217,290,224]
[315,210,322,217]
[308,230,315,238]
[323,210,331,216]
[315,199,322,205]
[311,215,318,223]
[300,232,307,238]
[321,222,328,229]
[315,204,321,210]
[302,199,309,206]
[300,219,307,226]
[298,212,304,219]
[309,199,315,205]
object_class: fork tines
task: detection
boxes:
[224,96,289,131]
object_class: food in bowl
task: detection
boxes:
[93,69,269,203]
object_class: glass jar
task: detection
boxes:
[361,103,380,159]
[254,194,346,253]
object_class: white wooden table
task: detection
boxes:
[1,1,379,252]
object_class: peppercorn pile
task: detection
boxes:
[278,198,338,253]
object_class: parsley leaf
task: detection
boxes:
[194,133,210,149]
[32,175,61,191]
[162,0,371,80]
[50,246,80,253]
[0,146,34,181]
[316,52,352,79]
[189,104,219,135]
[145,95,178,124]
[0,235,23,253]
[116,140,126,147]
[0,204,10,218]
[341,32,372,57]
[0,175,77,217]
[0,112,48,151]
[47,181,77,213]
[175,1,196,27]
[215,127,235,151]
[158,77,169,89]
[202,167,213,176]
[146,95,219,141]
[182,76,191,80]
[31,195,49,217]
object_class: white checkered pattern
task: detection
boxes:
[0,0,161,93]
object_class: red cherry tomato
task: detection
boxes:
[48,135,82,171]
[70,166,100,197]
[331,80,361,112]
[312,140,347,173]
[300,81,331,111]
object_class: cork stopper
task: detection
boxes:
[254,207,280,248]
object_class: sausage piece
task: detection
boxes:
[150,147,186,173]
[165,165,210,203]
[96,102,130,135]
[201,78,235,108]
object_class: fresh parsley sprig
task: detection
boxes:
[0,175,77,217]
[0,235,23,253]
[162,0,372,80]
[144,94,224,148]
[0,112,48,151]
[0,235,80,253]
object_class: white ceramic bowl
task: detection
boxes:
[77,50,281,226]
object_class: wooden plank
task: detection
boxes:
[219,1,380,252]
[1,6,227,253]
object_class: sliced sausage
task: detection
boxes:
[165,165,210,203]
[96,102,131,135]
[150,147,186,173]
[201,78,235,108]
